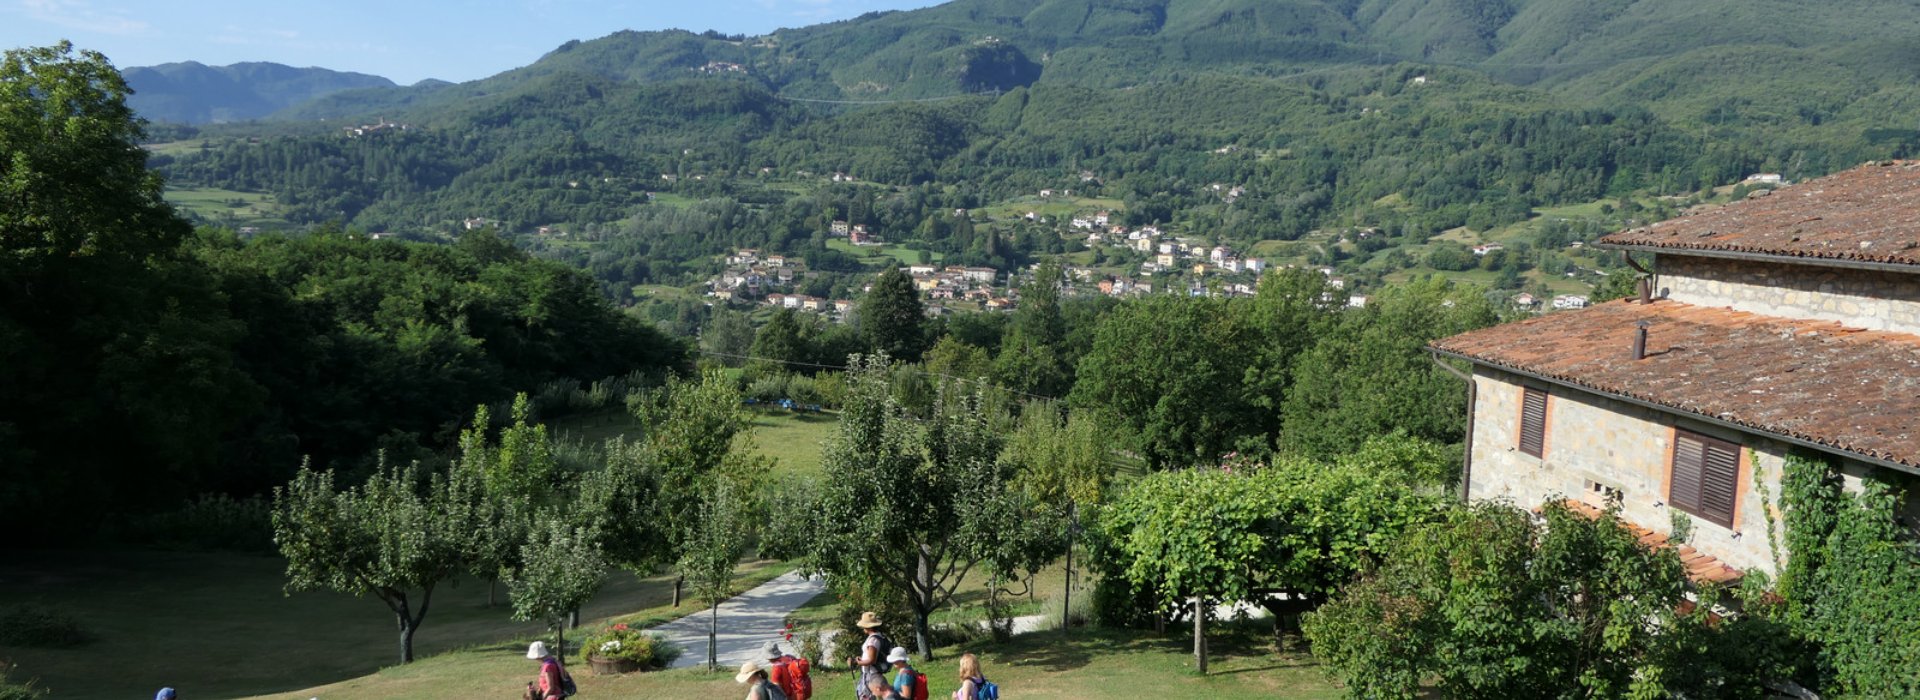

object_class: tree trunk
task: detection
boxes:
[1062,502,1076,632]
[1193,597,1207,675]
[915,550,936,662]
[673,575,684,608]
[487,578,496,608]
[568,607,580,630]
[556,624,568,666]
[397,611,416,665]
[708,602,720,670]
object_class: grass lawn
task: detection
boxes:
[825,238,944,266]
[250,623,1341,700]
[552,408,839,479]
[978,196,1124,222]
[0,551,788,700]
[164,186,286,226]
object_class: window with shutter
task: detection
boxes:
[1669,430,1740,528]
[1518,387,1547,458]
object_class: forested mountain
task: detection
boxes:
[124,61,396,123]
[142,0,1920,299]
[271,0,1920,119]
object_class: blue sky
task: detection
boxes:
[0,0,947,84]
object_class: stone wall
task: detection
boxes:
[1659,254,1920,334]
[1468,368,1786,575]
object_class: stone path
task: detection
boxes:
[652,571,828,670]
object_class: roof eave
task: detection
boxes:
[1429,347,1920,478]
[1595,241,1920,275]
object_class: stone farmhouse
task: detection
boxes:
[1432,161,1920,586]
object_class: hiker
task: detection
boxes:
[526,641,573,700]
[865,677,900,700]
[155,689,177,700]
[887,646,926,700]
[848,612,890,700]
[954,653,997,700]
[736,660,790,700]
[764,640,813,700]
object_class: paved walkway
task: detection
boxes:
[653,571,828,670]
[650,573,1275,671]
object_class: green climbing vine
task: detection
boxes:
[1776,452,1920,698]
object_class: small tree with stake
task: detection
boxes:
[272,456,483,664]
[507,514,607,665]
[679,479,755,670]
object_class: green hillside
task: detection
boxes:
[138,0,1920,309]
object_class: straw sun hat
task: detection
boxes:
[735,660,767,684]
[855,611,885,629]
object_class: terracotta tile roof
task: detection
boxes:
[1432,299,1920,469]
[1597,161,1920,267]
[1554,500,1745,586]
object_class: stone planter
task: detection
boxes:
[588,655,642,675]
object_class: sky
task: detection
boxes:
[0,0,948,84]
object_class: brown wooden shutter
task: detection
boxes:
[1518,387,1547,458]
[1699,438,1740,527]
[1670,430,1739,528]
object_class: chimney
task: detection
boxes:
[1636,277,1652,304]
[1631,320,1651,360]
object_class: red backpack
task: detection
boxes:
[909,671,929,700]
[769,655,812,700]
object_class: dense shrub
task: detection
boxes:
[0,662,47,700]
[0,606,92,649]
[122,494,273,552]
[1778,453,1920,697]
[580,624,681,670]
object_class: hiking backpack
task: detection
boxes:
[770,655,813,700]
[759,678,790,700]
[974,677,999,700]
[909,671,930,700]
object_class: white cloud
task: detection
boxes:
[19,0,148,35]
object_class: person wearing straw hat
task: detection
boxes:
[736,659,790,700]
[848,612,892,700]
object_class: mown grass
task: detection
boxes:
[0,551,787,699]
[249,623,1340,700]
[825,238,944,265]
[164,186,285,226]
[552,408,839,479]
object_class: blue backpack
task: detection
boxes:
[974,677,999,700]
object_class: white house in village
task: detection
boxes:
[1433,161,1920,585]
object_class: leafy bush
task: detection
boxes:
[812,372,849,409]
[0,606,92,648]
[746,375,790,403]
[785,375,823,405]
[829,583,916,665]
[1039,587,1092,630]
[123,493,274,552]
[1778,453,1920,697]
[0,662,47,700]
[580,624,680,670]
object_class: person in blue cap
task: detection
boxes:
[155,689,177,700]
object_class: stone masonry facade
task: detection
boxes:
[1469,368,1786,575]
[1660,254,1920,335]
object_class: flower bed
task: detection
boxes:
[580,623,680,675]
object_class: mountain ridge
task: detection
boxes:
[123,60,399,124]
